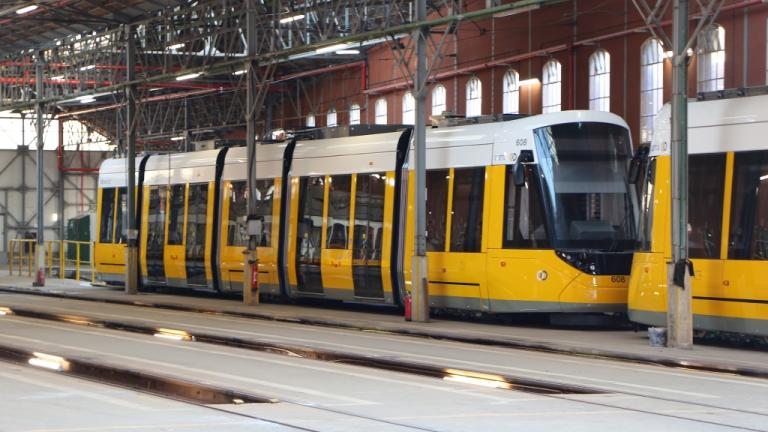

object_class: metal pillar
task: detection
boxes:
[667,0,692,349]
[124,25,139,295]
[33,51,46,287]
[411,0,429,322]
[243,0,259,305]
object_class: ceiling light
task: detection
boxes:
[16,4,39,15]
[336,49,360,55]
[519,78,540,86]
[79,65,95,71]
[279,14,305,24]
[79,97,96,104]
[50,75,64,81]
[170,136,185,141]
[176,72,202,81]
[232,69,247,75]
[316,43,348,54]
[167,43,185,50]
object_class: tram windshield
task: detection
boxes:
[534,122,636,251]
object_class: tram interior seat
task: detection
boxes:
[570,220,616,241]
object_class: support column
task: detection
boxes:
[124,25,139,295]
[243,0,259,305]
[33,51,46,287]
[667,0,692,348]
[410,0,429,322]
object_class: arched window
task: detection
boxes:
[326,108,337,127]
[502,69,520,114]
[466,77,482,117]
[402,92,415,125]
[349,103,360,125]
[697,24,725,92]
[589,50,610,112]
[375,98,387,125]
[640,38,664,143]
[431,85,446,116]
[306,113,315,127]
[542,59,562,113]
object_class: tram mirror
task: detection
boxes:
[514,164,525,187]
[628,157,642,184]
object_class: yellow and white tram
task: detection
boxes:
[629,93,768,335]
[95,110,637,314]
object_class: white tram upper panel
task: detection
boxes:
[650,93,768,157]
[143,149,221,186]
[222,144,285,181]
[98,110,630,184]
[98,157,144,188]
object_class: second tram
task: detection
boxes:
[629,92,768,335]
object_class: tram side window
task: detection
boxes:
[638,159,656,252]
[299,177,325,263]
[254,179,274,247]
[729,151,768,260]
[327,175,351,249]
[503,165,549,248]
[167,184,185,245]
[186,183,208,257]
[99,188,116,243]
[147,186,167,252]
[450,167,485,252]
[688,154,725,259]
[114,187,127,244]
[227,181,248,247]
[426,169,448,251]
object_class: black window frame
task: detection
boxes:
[449,166,485,252]
[688,153,726,259]
[327,175,351,250]
[99,188,116,243]
[502,164,550,249]
[425,169,449,252]
[167,184,185,246]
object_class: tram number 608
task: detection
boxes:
[610,275,626,283]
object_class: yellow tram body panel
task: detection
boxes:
[404,164,629,313]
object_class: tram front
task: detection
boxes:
[532,115,638,312]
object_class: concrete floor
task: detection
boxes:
[0,361,292,431]
[0,275,766,373]
[0,290,767,431]
[0,282,768,432]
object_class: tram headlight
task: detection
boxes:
[556,250,599,275]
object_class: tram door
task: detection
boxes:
[164,184,187,287]
[352,172,386,299]
[321,175,354,293]
[185,183,209,287]
[296,176,325,293]
[145,186,167,283]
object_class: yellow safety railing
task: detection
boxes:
[7,239,36,277]
[57,240,95,282]
[8,239,94,282]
